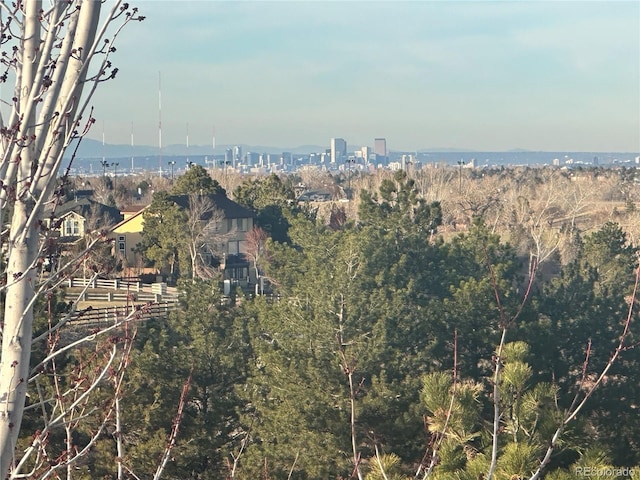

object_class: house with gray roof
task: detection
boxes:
[50,198,123,242]
[168,193,256,285]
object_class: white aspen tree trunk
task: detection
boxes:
[0,1,138,475]
[0,204,39,474]
[0,1,42,471]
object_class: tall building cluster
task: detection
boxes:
[330,137,388,165]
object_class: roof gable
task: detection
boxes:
[169,193,255,220]
[59,211,85,221]
[111,205,149,233]
[55,198,123,226]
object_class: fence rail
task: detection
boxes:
[71,291,175,303]
[66,277,178,303]
[67,302,177,329]
[68,277,143,291]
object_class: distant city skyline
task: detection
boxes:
[85,1,639,153]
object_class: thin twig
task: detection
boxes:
[152,369,193,480]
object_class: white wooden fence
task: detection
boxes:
[68,277,142,291]
[73,291,167,303]
[66,277,178,303]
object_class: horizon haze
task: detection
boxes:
[83,1,639,153]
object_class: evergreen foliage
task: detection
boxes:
[22,179,640,478]
[171,164,225,196]
[139,191,188,277]
[234,173,305,243]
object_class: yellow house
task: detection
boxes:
[109,205,148,275]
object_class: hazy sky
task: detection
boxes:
[90,1,640,152]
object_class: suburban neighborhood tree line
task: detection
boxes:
[12,165,640,479]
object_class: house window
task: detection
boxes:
[227,266,248,280]
[238,218,249,231]
[118,236,126,254]
[228,241,240,255]
[64,219,80,236]
[228,241,248,255]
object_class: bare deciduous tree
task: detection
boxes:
[245,225,269,288]
[0,1,143,475]
[185,194,230,281]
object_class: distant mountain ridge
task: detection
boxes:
[68,138,637,161]
[68,138,330,159]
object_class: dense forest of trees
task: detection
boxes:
[19,168,640,479]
